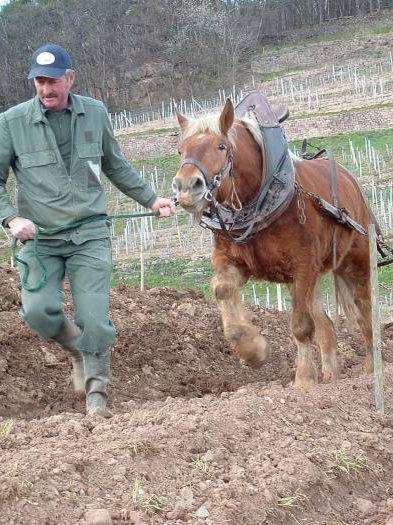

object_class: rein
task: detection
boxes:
[12,211,160,292]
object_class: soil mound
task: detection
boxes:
[1,266,393,524]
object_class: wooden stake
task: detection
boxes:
[368,224,384,414]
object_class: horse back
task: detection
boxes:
[213,157,372,282]
[293,157,371,225]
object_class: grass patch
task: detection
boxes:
[277,489,308,508]
[112,256,213,295]
[140,494,165,515]
[132,153,179,175]
[192,455,211,474]
[260,17,393,55]
[292,101,393,120]
[0,475,33,503]
[117,127,178,140]
[0,419,14,439]
[328,450,371,479]
[290,128,393,156]
[371,24,393,35]
[257,64,311,82]
[124,440,155,457]
[130,479,165,515]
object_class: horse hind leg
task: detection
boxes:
[334,273,373,373]
[212,265,269,368]
[313,281,339,382]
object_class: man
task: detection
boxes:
[0,43,175,417]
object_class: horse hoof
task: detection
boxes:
[293,377,317,389]
[322,368,339,383]
[294,368,318,389]
[242,336,269,368]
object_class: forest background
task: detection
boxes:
[0,0,391,113]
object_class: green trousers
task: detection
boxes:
[18,237,116,355]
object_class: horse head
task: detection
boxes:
[172,99,235,215]
[172,99,263,217]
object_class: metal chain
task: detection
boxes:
[295,183,307,225]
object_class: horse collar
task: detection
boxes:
[199,124,296,243]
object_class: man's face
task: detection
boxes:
[34,71,75,111]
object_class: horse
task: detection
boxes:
[172,96,375,388]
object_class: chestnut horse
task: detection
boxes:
[172,99,374,388]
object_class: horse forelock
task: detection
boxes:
[179,112,265,154]
[180,113,238,147]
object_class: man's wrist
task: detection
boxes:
[2,215,18,228]
[146,195,158,209]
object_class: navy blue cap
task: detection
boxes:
[28,43,72,79]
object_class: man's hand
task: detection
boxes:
[8,217,36,241]
[150,197,176,218]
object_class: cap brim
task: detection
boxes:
[28,66,67,80]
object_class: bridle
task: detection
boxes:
[179,146,234,203]
[177,147,236,239]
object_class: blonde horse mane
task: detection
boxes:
[180,111,264,151]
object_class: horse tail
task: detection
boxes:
[333,274,359,326]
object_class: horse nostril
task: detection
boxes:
[190,176,205,193]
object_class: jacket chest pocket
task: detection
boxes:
[19,150,57,169]
[18,150,60,197]
[76,143,103,189]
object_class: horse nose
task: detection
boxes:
[172,174,205,195]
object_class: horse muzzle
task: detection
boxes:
[172,172,207,212]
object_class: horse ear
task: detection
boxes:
[219,98,235,135]
[176,110,188,132]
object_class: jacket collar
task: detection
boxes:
[29,93,85,124]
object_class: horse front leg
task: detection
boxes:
[212,264,269,368]
[290,272,319,388]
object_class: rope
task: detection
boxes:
[12,211,160,292]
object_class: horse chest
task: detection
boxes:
[227,242,293,283]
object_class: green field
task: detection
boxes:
[111,255,393,307]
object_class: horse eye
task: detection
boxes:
[218,143,226,151]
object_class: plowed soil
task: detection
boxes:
[1,265,393,525]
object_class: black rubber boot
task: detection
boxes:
[83,349,112,418]
[51,318,84,393]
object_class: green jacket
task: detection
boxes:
[0,94,156,241]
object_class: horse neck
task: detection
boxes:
[217,122,263,205]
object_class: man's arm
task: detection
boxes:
[0,114,18,225]
[100,109,175,216]
[0,114,36,239]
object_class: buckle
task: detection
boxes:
[204,190,213,202]
[213,174,222,187]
